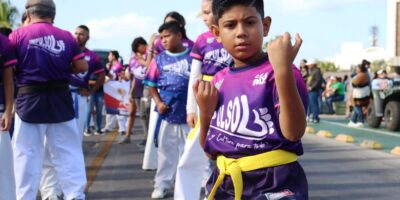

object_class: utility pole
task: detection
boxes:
[370,25,378,47]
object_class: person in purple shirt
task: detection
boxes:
[103,50,125,133]
[0,33,17,200]
[193,0,309,199]
[146,11,194,72]
[118,37,150,144]
[174,0,232,199]
[39,24,106,200]
[71,25,106,136]
[143,21,191,199]
[9,0,88,199]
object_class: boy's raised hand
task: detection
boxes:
[267,33,302,71]
[193,80,218,119]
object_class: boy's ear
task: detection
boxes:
[262,16,272,37]
[211,24,222,43]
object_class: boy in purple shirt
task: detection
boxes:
[194,0,309,199]
[9,0,88,199]
[0,33,17,200]
[144,21,191,199]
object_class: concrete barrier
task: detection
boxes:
[390,146,400,156]
[335,134,355,143]
[360,140,383,150]
[316,130,333,138]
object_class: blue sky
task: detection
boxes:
[11,0,388,65]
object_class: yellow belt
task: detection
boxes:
[202,75,213,82]
[187,75,213,140]
[207,149,298,200]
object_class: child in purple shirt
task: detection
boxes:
[194,0,309,199]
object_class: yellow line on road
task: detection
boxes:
[85,131,119,193]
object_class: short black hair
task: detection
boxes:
[158,21,183,35]
[0,27,12,37]
[131,37,147,53]
[164,11,186,26]
[163,11,189,39]
[110,50,120,59]
[77,25,90,33]
[212,0,264,24]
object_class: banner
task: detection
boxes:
[104,80,131,115]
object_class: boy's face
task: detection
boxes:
[212,5,271,65]
[160,29,182,52]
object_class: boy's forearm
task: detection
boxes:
[274,69,306,142]
[148,87,162,104]
[198,112,213,148]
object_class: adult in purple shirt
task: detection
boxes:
[9,0,88,199]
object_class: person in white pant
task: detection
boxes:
[143,21,192,199]
[0,33,17,200]
[39,24,106,200]
[9,1,88,199]
[174,1,232,199]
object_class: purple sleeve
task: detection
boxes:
[143,59,159,87]
[0,35,17,68]
[272,66,308,115]
[190,35,204,61]
[93,54,105,74]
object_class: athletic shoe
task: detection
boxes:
[136,140,146,148]
[101,128,112,133]
[151,187,168,199]
[94,131,104,136]
[118,136,131,144]
[84,130,92,137]
[348,121,357,127]
[356,122,364,128]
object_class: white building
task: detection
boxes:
[330,43,388,71]
[387,0,400,58]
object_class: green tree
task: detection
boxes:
[317,61,339,73]
[370,59,389,73]
[0,1,18,28]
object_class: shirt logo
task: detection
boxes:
[212,94,275,140]
[28,35,65,56]
[265,189,294,200]
[84,55,91,62]
[253,72,268,86]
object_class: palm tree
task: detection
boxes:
[0,0,18,28]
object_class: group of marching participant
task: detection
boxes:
[0,0,310,199]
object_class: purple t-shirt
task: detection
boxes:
[109,61,123,81]
[143,49,191,124]
[70,48,105,89]
[9,22,84,123]
[128,54,147,98]
[204,57,308,158]
[154,37,194,54]
[190,31,232,76]
[0,34,17,111]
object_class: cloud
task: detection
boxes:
[85,13,156,40]
[268,0,364,14]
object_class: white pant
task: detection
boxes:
[174,124,209,200]
[74,93,87,136]
[40,93,87,199]
[12,114,86,200]
[103,114,117,131]
[154,120,189,190]
[116,115,127,132]
[0,127,16,200]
